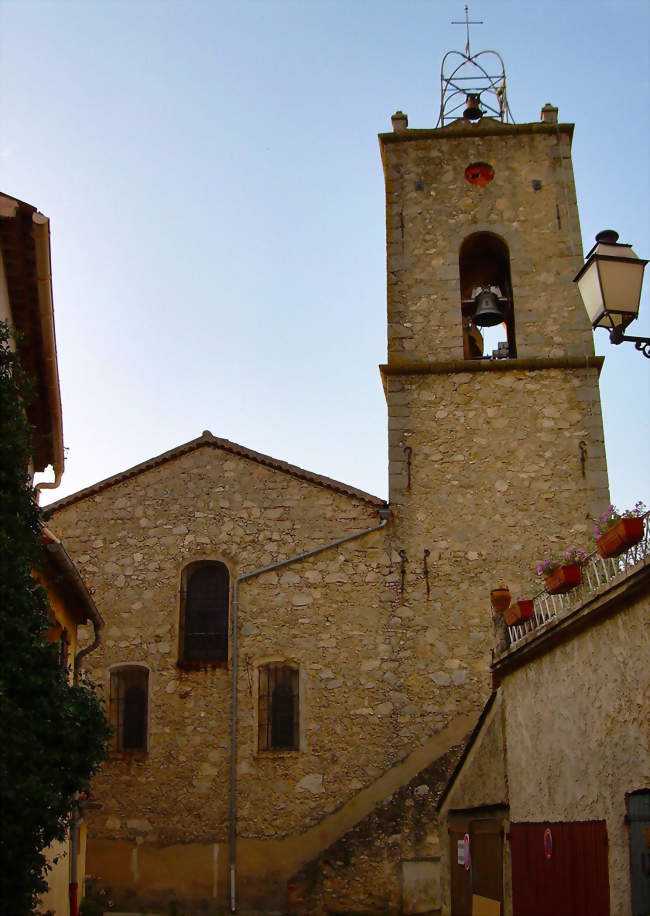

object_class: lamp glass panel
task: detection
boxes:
[576,260,605,326]
[599,258,644,320]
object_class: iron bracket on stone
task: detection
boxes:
[579,440,587,478]
[399,549,408,596]
[423,549,431,598]
[404,445,412,490]
[244,655,253,695]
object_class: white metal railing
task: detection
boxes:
[507,512,650,647]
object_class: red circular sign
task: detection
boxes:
[465,162,494,187]
[463,832,471,870]
[544,827,553,860]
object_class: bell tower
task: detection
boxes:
[379,48,610,608]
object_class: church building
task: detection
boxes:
[49,46,612,914]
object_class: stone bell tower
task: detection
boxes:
[378,51,610,620]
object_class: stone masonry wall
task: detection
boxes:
[388,365,609,531]
[51,435,510,909]
[51,444,391,846]
[49,116,614,912]
[289,743,464,915]
[381,122,591,364]
[377,364,610,770]
[51,441,501,909]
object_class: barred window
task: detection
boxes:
[180,562,229,666]
[258,664,299,751]
[109,666,148,753]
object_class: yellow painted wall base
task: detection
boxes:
[87,716,477,910]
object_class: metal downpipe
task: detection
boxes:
[228,509,390,912]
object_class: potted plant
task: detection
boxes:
[593,502,646,558]
[504,600,522,627]
[537,548,588,595]
[490,580,511,614]
[516,598,535,621]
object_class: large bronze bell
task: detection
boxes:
[463,94,483,121]
[472,289,505,327]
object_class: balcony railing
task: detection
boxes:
[507,512,649,647]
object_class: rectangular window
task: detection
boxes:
[109,666,149,753]
[258,664,299,751]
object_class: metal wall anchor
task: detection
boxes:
[423,549,430,598]
[404,446,412,490]
[579,440,587,478]
[399,549,408,595]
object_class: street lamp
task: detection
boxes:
[574,230,649,358]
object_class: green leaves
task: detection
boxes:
[0,321,110,915]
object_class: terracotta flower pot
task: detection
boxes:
[517,598,535,620]
[545,564,582,595]
[596,516,644,559]
[504,603,522,626]
[490,588,511,613]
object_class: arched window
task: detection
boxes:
[258,664,299,751]
[459,233,517,359]
[179,561,229,666]
[109,666,148,753]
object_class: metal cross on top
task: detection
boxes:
[452,4,483,57]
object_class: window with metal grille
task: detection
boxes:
[258,664,299,751]
[180,562,229,665]
[109,666,148,753]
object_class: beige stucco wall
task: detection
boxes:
[441,693,508,814]
[503,588,650,915]
[437,693,510,916]
[40,567,81,672]
[39,817,87,916]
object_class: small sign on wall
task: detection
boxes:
[457,840,465,865]
[464,833,471,870]
[544,827,553,860]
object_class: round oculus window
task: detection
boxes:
[465,162,494,187]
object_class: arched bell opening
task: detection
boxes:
[459,233,517,359]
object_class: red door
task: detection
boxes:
[511,821,610,916]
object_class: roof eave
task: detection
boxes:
[42,527,103,628]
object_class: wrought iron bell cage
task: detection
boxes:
[438,48,514,127]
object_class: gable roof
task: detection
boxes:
[48,430,386,510]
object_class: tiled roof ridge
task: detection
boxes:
[48,430,386,510]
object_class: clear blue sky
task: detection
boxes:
[1,0,648,512]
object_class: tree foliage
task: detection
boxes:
[0,321,110,915]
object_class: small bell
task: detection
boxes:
[463,94,483,121]
[473,289,505,327]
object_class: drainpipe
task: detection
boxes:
[229,507,391,912]
[69,798,83,916]
[74,617,104,683]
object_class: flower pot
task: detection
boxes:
[504,603,521,626]
[545,564,582,595]
[596,516,644,558]
[517,598,535,621]
[490,588,511,613]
